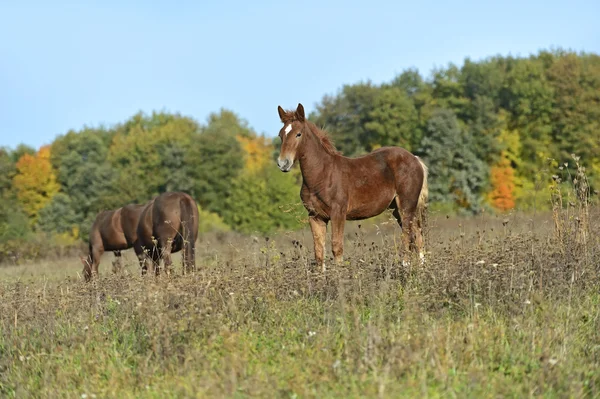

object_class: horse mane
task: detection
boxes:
[280,109,340,156]
[306,122,340,156]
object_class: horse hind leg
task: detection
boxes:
[403,196,426,265]
[141,252,153,276]
[391,196,419,266]
[390,197,406,248]
[134,242,149,276]
[112,250,122,274]
[138,253,149,276]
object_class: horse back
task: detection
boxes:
[345,146,423,179]
[89,208,129,251]
[334,146,424,219]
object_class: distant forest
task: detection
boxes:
[1,49,599,258]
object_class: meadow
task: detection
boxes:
[1,202,599,398]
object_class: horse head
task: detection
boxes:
[276,103,307,172]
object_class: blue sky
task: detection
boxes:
[1,0,598,149]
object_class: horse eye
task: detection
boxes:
[296,133,302,138]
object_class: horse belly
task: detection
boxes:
[346,185,395,220]
[346,200,392,220]
[100,230,129,251]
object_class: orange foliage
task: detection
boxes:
[236,135,272,175]
[488,157,516,211]
[13,145,60,222]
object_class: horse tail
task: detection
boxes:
[416,156,429,230]
[180,195,197,273]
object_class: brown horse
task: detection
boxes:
[276,103,428,271]
[135,191,199,275]
[82,203,147,281]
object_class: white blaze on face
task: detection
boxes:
[284,124,292,135]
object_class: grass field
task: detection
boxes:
[1,206,599,398]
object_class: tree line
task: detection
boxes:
[0,49,598,258]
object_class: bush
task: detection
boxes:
[0,232,84,265]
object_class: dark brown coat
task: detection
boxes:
[135,191,199,275]
[82,203,146,281]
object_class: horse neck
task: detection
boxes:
[298,128,335,186]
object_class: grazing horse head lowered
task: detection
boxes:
[82,192,200,281]
[82,203,147,281]
[135,191,199,276]
[276,103,428,271]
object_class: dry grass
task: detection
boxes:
[1,206,599,398]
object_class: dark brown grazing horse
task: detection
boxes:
[135,191,199,275]
[82,203,147,281]
[276,103,428,271]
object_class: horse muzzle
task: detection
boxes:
[277,158,293,172]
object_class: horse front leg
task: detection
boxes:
[309,215,328,272]
[330,206,347,267]
[159,237,174,276]
[401,209,419,267]
[86,246,103,281]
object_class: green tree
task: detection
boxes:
[0,148,30,242]
[391,69,433,148]
[392,68,425,97]
[502,56,555,176]
[420,109,488,213]
[364,85,419,151]
[310,82,379,156]
[0,203,30,242]
[0,148,17,198]
[50,127,116,237]
[10,144,35,163]
[466,95,503,165]
[191,109,247,214]
[546,52,600,185]
[430,64,471,120]
[37,193,80,236]
[109,112,200,204]
[222,165,301,234]
[460,57,508,108]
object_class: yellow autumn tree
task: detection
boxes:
[487,157,516,211]
[236,134,272,175]
[486,114,521,211]
[13,145,60,223]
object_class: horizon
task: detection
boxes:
[1,0,599,150]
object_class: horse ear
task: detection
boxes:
[277,105,286,122]
[295,103,305,122]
